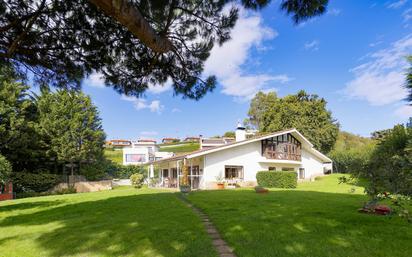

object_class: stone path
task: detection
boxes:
[178,194,237,257]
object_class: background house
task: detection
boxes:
[123,140,173,165]
[106,139,131,150]
[184,137,200,142]
[162,138,180,144]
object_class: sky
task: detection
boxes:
[81,0,412,141]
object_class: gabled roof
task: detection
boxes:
[151,128,332,164]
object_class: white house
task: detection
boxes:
[123,140,173,165]
[148,124,332,189]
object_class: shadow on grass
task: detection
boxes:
[0,200,67,213]
[0,192,215,257]
[188,189,412,257]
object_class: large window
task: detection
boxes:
[225,166,244,180]
[261,133,302,161]
[125,154,147,163]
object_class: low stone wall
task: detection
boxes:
[112,179,131,186]
[52,180,112,193]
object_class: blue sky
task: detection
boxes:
[82,0,412,141]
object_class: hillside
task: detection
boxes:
[104,149,123,164]
[159,142,200,153]
[332,131,374,152]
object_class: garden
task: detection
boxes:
[1,174,411,257]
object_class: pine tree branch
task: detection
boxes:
[87,0,173,53]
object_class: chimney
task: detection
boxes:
[235,122,246,142]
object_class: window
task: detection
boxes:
[171,168,177,178]
[299,168,305,179]
[225,166,244,179]
[162,169,169,177]
[281,167,295,171]
[125,154,146,163]
[268,167,276,171]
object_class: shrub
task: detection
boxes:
[0,154,12,184]
[11,172,62,192]
[256,171,297,188]
[116,165,146,179]
[130,173,144,188]
[80,159,116,181]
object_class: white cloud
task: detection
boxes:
[121,95,164,114]
[345,34,412,106]
[402,8,412,22]
[369,41,383,47]
[395,105,412,118]
[204,7,291,100]
[171,108,181,113]
[84,72,105,88]
[140,131,158,136]
[327,8,341,16]
[387,0,408,9]
[147,78,173,94]
[304,40,320,51]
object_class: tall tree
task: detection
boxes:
[360,125,412,196]
[0,0,329,99]
[36,89,106,175]
[0,69,44,171]
[246,90,339,153]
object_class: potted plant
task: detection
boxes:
[215,173,225,189]
[179,184,191,193]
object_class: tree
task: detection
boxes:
[329,131,376,174]
[0,0,329,99]
[36,89,106,175]
[246,90,339,153]
[223,131,235,138]
[245,91,278,130]
[0,69,45,171]
[0,153,12,184]
[406,56,412,104]
[362,125,412,196]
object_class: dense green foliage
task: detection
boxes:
[256,171,297,188]
[1,0,328,99]
[36,89,106,175]
[360,125,412,196]
[329,131,376,174]
[223,131,235,138]
[130,173,144,188]
[116,165,146,179]
[0,154,11,184]
[188,174,412,257]
[0,77,43,172]
[246,91,339,153]
[11,172,62,193]
[0,69,107,192]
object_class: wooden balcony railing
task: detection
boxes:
[263,150,301,161]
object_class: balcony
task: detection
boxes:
[263,149,301,161]
[262,133,302,162]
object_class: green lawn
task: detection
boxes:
[158,142,200,153]
[0,187,217,257]
[188,174,412,257]
[104,149,123,164]
[1,175,411,257]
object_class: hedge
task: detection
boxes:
[11,172,62,193]
[256,171,297,188]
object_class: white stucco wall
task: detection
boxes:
[300,148,325,179]
[203,141,262,187]
[200,140,328,188]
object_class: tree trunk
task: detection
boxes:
[87,0,173,53]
